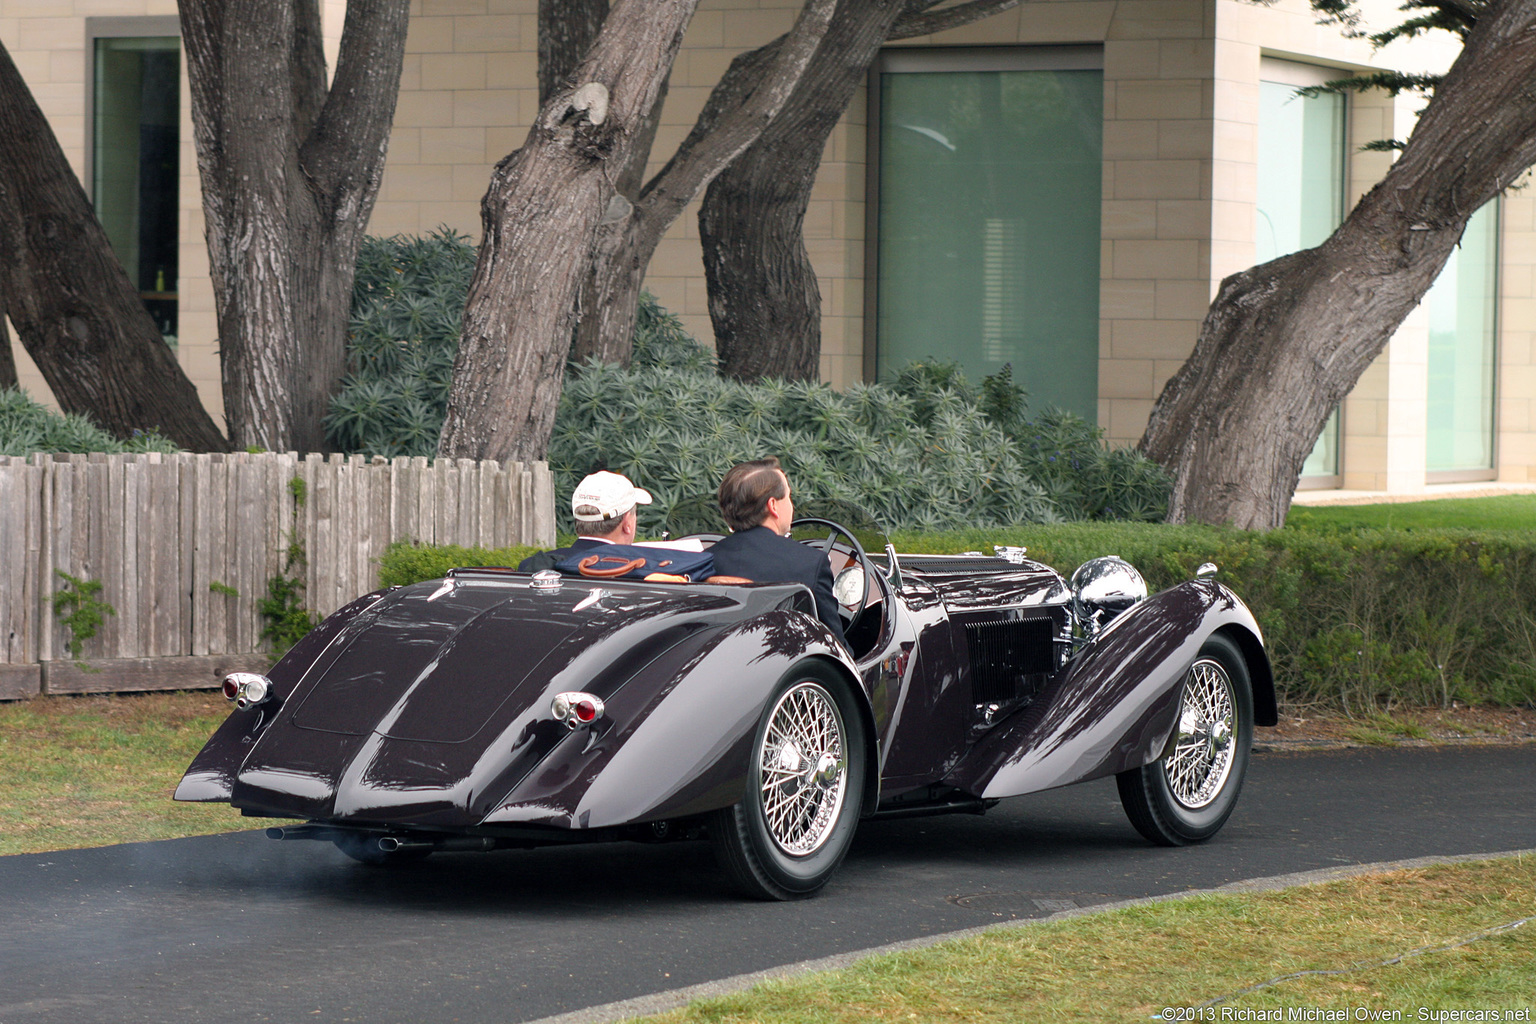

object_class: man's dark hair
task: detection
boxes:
[573,505,631,537]
[718,458,787,532]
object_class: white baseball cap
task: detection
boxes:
[571,471,653,522]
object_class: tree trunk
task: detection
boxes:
[442,0,837,461]
[1140,0,1536,529]
[543,0,671,370]
[0,37,226,449]
[701,0,905,382]
[697,0,1022,383]
[566,0,840,370]
[439,0,700,462]
[180,0,408,453]
[539,0,609,103]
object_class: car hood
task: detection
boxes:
[229,575,744,825]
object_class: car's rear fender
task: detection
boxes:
[947,580,1270,800]
[481,610,872,830]
[174,587,396,802]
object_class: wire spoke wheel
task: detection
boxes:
[711,660,866,900]
[1117,633,1254,846]
[758,682,847,856]
[1164,657,1237,810]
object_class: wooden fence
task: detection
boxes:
[0,451,555,699]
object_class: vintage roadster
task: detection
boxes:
[177,501,1275,900]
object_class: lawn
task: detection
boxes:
[1286,493,1536,532]
[0,690,257,856]
[637,857,1536,1024]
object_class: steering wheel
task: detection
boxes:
[790,516,872,623]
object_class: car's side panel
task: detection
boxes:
[483,609,867,829]
[870,576,969,791]
[946,581,1266,800]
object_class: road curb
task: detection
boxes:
[525,847,1536,1024]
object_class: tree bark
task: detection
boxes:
[698,0,1022,383]
[180,0,409,453]
[566,0,838,370]
[539,0,609,104]
[543,0,671,369]
[0,37,226,449]
[439,0,701,462]
[1140,0,1536,529]
[441,0,837,461]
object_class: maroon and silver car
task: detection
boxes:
[177,501,1274,900]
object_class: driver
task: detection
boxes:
[709,458,847,648]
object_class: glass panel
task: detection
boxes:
[1301,409,1340,478]
[1256,81,1344,262]
[94,36,180,344]
[875,68,1102,420]
[1426,203,1498,472]
[1257,77,1345,476]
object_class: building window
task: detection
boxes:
[869,47,1103,420]
[1426,201,1499,478]
[1257,59,1346,485]
[92,31,180,345]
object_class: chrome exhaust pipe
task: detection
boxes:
[376,836,434,854]
[377,835,497,854]
[266,825,340,842]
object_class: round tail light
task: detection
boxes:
[222,672,274,709]
[551,691,605,729]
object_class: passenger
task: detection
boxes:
[518,471,652,573]
[709,458,847,647]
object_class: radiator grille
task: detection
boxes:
[964,617,1057,704]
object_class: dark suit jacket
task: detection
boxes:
[517,537,612,573]
[708,525,847,647]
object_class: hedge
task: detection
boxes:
[376,542,542,589]
[378,524,1536,712]
[896,522,1536,712]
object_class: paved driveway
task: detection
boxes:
[0,745,1531,1024]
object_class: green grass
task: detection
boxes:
[1345,714,1435,746]
[0,691,259,856]
[1287,494,1536,533]
[637,857,1536,1024]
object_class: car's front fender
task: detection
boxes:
[946,580,1270,800]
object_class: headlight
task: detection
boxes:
[1069,556,1147,636]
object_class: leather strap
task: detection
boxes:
[577,554,648,578]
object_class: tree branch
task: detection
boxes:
[302,0,410,207]
[633,0,835,231]
[890,0,1024,40]
[291,0,327,142]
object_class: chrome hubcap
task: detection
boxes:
[759,682,847,856]
[1165,657,1237,810]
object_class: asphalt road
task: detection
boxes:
[0,745,1531,1024]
